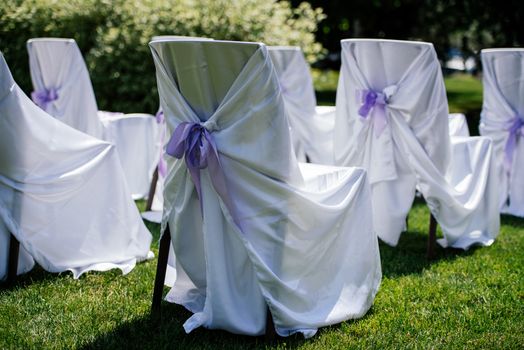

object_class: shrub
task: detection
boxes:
[0,0,325,113]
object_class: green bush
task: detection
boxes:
[0,0,325,113]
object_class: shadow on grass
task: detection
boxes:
[79,301,310,350]
[379,198,478,279]
[379,233,479,279]
[0,265,72,292]
[381,199,524,279]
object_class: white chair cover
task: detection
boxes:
[0,53,153,280]
[150,40,381,338]
[27,38,160,199]
[480,49,524,216]
[99,112,160,199]
[449,113,470,137]
[27,38,106,139]
[268,46,336,164]
[335,39,499,249]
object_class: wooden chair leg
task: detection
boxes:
[6,232,20,284]
[152,225,171,315]
[427,213,437,259]
[265,306,277,340]
[145,168,159,212]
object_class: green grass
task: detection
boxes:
[1,71,521,349]
[1,199,523,349]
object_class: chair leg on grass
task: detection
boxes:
[152,225,171,315]
[7,233,20,284]
[427,213,437,260]
[145,168,159,212]
[265,306,277,340]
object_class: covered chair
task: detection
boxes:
[149,40,381,338]
[268,46,336,164]
[0,52,153,281]
[27,38,160,199]
[480,48,524,216]
[334,39,499,250]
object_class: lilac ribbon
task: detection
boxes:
[357,89,388,138]
[504,116,524,173]
[31,88,58,111]
[155,110,165,124]
[166,121,241,230]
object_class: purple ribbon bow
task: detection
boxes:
[357,89,388,138]
[31,88,59,111]
[166,121,241,230]
[504,116,524,173]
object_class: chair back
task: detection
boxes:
[335,39,451,183]
[268,46,316,161]
[480,48,524,214]
[27,38,105,139]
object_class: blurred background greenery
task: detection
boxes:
[0,0,520,121]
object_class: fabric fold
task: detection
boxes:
[0,52,153,281]
[150,40,381,337]
[480,48,524,216]
[335,39,499,249]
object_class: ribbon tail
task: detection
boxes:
[207,151,242,232]
[187,163,203,213]
[158,156,167,178]
[373,105,388,138]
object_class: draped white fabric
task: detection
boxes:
[150,40,381,337]
[27,38,160,199]
[334,39,499,249]
[480,49,524,216]
[99,112,160,199]
[449,113,470,137]
[0,53,153,280]
[268,47,336,164]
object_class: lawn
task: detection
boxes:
[1,71,522,349]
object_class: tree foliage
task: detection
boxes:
[0,0,325,113]
[293,0,523,66]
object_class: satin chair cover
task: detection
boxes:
[480,49,524,216]
[335,39,499,249]
[449,113,470,137]
[0,53,153,280]
[268,46,336,164]
[27,38,160,199]
[150,40,381,338]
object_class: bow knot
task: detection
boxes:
[504,115,524,172]
[165,121,241,231]
[31,88,59,111]
[356,86,397,138]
